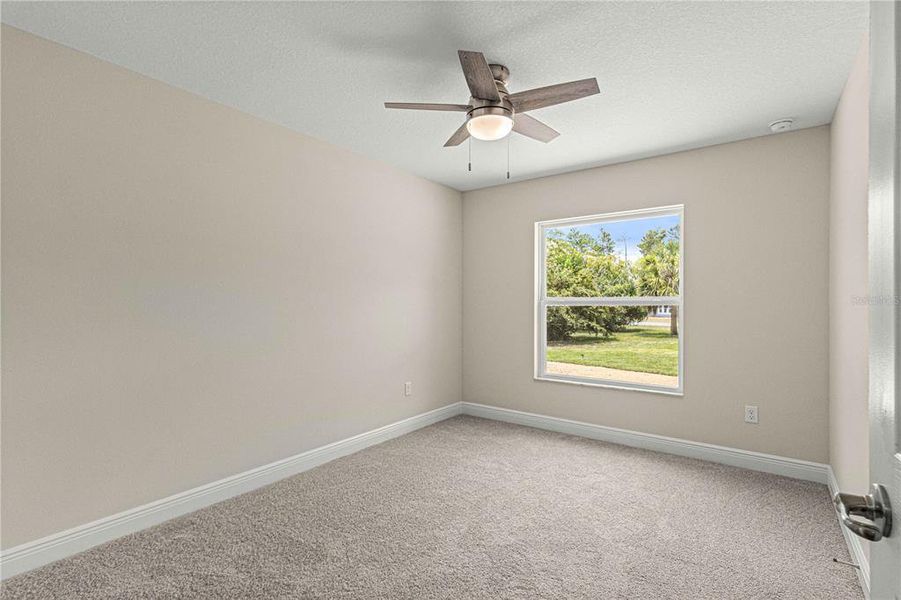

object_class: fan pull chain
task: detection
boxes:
[468,137,472,172]
[506,135,511,180]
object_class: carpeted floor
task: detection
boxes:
[2,416,862,599]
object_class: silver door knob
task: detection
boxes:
[833,483,893,541]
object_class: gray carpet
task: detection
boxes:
[2,416,862,599]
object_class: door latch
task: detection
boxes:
[833,483,893,542]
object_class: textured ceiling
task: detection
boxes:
[2,2,867,191]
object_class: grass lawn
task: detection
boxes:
[546,326,678,376]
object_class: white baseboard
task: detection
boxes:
[3,401,858,590]
[461,402,830,483]
[0,402,463,580]
[826,467,871,599]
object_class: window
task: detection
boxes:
[535,206,683,394]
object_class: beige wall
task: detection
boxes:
[463,127,831,462]
[828,35,869,521]
[0,26,462,549]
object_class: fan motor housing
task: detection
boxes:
[466,63,514,139]
[468,63,514,121]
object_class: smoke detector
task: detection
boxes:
[769,118,794,133]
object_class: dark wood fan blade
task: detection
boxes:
[508,78,599,113]
[384,102,471,111]
[444,122,470,147]
[513,113,559,143]
[458,50,500,101]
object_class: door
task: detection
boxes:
[869,2,901,597]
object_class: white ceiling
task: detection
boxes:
[2,2,867,191]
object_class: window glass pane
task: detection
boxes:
[545,305,679,389]
[545,214,680,298]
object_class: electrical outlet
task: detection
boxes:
[744,405,759,424]
[404,381,412,397]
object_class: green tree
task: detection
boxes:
[545,228,644,341]
[633,226,680,335]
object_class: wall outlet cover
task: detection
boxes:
[744,405,759,424]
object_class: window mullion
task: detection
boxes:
[544,296,680,307]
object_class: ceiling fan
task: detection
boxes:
[385,50,600,147]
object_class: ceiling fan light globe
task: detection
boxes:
[466,114,514,141]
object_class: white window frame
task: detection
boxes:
[534,205,684,395]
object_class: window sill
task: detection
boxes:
[534,374,684,397]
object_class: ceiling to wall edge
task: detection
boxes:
[1,23,848,195]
